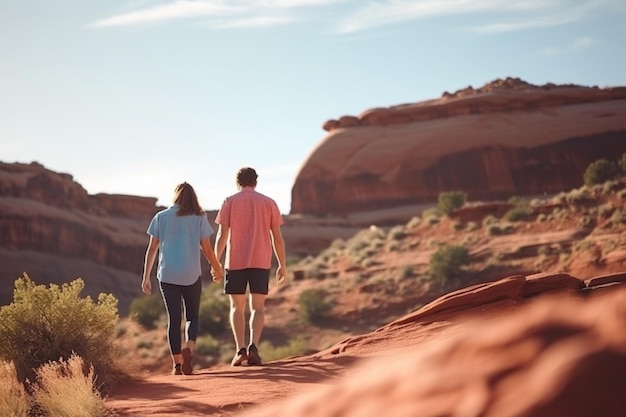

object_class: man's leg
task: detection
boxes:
[249,293,266,347]
[229,293,248,365]
[229,293,247,350]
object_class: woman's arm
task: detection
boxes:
[141,236,159,294]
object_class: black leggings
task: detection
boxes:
[159,277,202,355]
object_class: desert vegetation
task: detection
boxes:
[1,154,625,413]
[0,275,122,416]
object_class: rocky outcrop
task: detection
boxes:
[241,274,626,417]
[0,161,164,313]
[293,78,626,215]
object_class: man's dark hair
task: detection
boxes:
[237,167,258,187]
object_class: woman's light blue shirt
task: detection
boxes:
[147,205,213,286]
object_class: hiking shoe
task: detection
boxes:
[173,364,183,375]
[247,344,262,366]
[231,347,248,367]
[181,347,193,375]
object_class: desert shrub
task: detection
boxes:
[198,286,229,335]
[129,293,164,329]
[610,208,626,226]
[429,245,470,288]
[304,260,326,279]
[194,334,221,357]
[602,179,624,195]
[386,241,399,252]
[399,265,414,279]
[258,337,309,362]
[487,223,516,235]
[329,238,346,251]
[422,207,440,219]
[504,205,531,222]
[406,216,421,228]
[579,215,593,227]
[298,289,332,323]
[565,186,592,204]
[0,275,122,389]
[438,191,467,216]
[583,159,621,186]
[536,213,547,223]
[507,196,528,206]
[388,225,407,240]
[0,360,29,417]
[482,214,498,227]
[597,202,615,219]
[451,220,464,231]
[30,353,110,417]
[465,221,478,232]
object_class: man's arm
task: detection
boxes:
[270,224,287,284]
[215,224,229,263]
[200,237,224,282]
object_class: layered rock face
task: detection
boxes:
[292,78,626,215]
[0,161,163,313]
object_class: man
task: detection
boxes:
[215,167,287,366]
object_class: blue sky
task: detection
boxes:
[2,0,625,214]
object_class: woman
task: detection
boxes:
[141,182,223,375]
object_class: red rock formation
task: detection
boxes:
[239,273,626,417]
[292,78,626,215]
[0,161,164,313]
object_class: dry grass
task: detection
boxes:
[0,361,29,417]
[30,353,111,417]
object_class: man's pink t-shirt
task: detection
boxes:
[215,187,283,270]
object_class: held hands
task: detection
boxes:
[211,266,224,283]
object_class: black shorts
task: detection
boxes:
[224,268,270,295]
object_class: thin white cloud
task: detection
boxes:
[92,0,343,28]
[92,1,242,27]
[470,14,577,34]
[213,15,295,29]
[539,36,602,55]
[335,0,562,34]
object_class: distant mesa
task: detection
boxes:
[293,77,626,215]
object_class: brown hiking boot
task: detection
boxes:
[172,364,183,375]
[247,344,262,366]
[231,347,248,366]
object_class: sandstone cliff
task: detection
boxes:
[292,77,626,215]
[0,161,164,313]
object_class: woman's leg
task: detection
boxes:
[159,281,183,367]
[181,276,202,349]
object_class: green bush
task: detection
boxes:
[504,205,531,222]
[429,245,470,288]
[583,159,621,186]
[258,337,309,362]
[129,293,164,329]
[0,275,122,389]
[438,191,467,216]
[298,289,332,323]
[198,286,229,335]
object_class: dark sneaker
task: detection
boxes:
[231,347,248,367]
[181,347,193,375]
[247,344,262,366]
[173,364,183,375]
